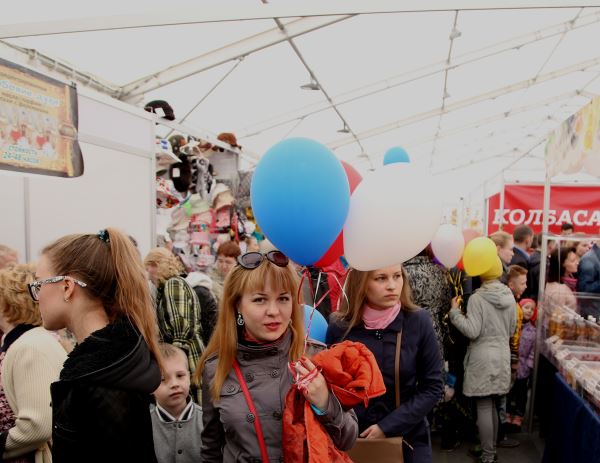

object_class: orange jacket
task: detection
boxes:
[282,341,386,463]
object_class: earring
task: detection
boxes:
[64,298,70,302]
[236,312,245,326]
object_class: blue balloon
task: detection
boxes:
[251,138,350,265]
[383,147,410,165]
[303,304,328,343]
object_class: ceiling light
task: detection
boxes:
[337,125,351,134]
[300,79,320,91]
[449,28,462,40]
[443,90,451,99]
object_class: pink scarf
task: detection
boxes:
[362,303,401,330]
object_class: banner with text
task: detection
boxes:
[487,184,600,234]
[0,57,83,177]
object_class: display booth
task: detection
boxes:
[0,54,246,262]
[525,96,600,461]
[0,86,157,260]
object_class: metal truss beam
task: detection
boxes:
[118,15,351,101]
[327,56,600,149]
[1,1,598,38]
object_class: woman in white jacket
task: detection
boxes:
[0,264,67,463]
[449,257,516,463]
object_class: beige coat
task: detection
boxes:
[2,327,67,463]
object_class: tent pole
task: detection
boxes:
[527,170,551,433]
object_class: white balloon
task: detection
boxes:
[343,164,442,271]
[431,224,464,268]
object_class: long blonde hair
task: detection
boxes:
[42,228,163,369]
[196,259,305,402]
[333,266,418,339]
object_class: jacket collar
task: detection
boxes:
[154,398,195,423]
[1,324,35,353]
[59,317,161,394]
[236,328,292,365]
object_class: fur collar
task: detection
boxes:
[60,317,160,394]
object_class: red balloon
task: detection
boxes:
[315,162,362,268]
[456,257,464,271]
[342,161,362,194]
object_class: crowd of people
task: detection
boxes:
[0,221,596,462]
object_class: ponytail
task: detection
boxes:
[42,228,163,370]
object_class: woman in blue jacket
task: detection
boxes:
[326,264,442,463]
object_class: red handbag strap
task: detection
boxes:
[232,360,270,463]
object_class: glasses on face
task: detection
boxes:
[28,276,88,302]
[237,251,289,270]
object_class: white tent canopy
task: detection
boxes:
[3,1,600,204]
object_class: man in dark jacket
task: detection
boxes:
[510,225,533,270]
[524,233,542,300]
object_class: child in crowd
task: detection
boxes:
[151,343,203,463]
[507,298,537,430]
[507,265,527,372]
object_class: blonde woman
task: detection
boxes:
[326,264,443,463]
[144,248,205,398]
[0,264,66,463]
[35,228,162,462]
[197,251,357,462]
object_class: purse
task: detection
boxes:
[347,330,405,463]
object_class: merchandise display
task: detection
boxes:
[542,295,600,415]
[154,134,258,271]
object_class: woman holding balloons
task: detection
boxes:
[449,250,517,463]
[326,264,443,463]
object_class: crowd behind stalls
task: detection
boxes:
[0,221,596,462]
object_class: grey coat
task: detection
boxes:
[449,280,516,397]
[200,330,358,462]
[150,401,203,463]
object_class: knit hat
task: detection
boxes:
[480,256,503,281]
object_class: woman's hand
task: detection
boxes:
[294,357,329,411]
[360,424,385,439]
[451,296,462,310]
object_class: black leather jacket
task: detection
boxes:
[50,317,161,463]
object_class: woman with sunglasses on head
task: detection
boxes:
[0,264,66,463]
[197,251,358,462]
[326,264,443,463]
[34,228,162,463]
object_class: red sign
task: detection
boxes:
[487,184,600,234]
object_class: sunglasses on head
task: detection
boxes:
[237,251,289,270]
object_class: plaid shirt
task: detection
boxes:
[157,276,205,379]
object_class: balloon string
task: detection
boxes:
[444,269,464,345]
[328,269,350,312]
[302,268,334,354]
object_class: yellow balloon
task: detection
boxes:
[463,237,498,276]
[481,256,503,281]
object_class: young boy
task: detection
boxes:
[151,344,203,463]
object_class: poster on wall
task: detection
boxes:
[487,184,600,235]
[545,95,600,178]
[0,57,83,177]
